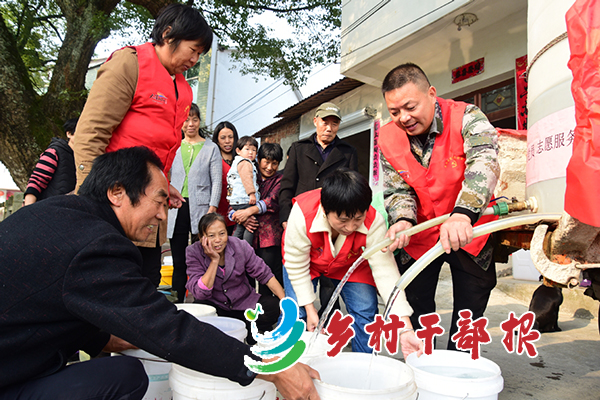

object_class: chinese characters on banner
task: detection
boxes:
[324,310,355,357]
[516,55,528,130]
[415,313,445,355]
[372,120,380,186]
[526,106,576,186]
[450,310,492,360]
[452,58,485,84]
[325,310,540,359]
[364,314,405,355]
[500,311,540,357]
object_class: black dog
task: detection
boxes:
[528,279,563,333]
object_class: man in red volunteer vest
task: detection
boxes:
[283,169,423,357]
[379,63,500,350]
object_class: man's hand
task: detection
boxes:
[439,213,473,254]
[103,335,137,353]
[258,362,321,400]
[383,220,413,253]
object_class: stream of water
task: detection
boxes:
[309,256,367,350]
[306,254,405,390]
[308,254,411,350]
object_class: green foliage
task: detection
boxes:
[1,0,341,90]
[190,0,341,87]
[103,2,153,48]
[1,0,64,91]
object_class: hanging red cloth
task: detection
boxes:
[564,0,600,227]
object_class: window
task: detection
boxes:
[455,79,516,129]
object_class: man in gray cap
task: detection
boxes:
[278,102,359,319]
[279,102,359,226]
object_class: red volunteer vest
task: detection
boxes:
[286,189,377,286]
[379,97,497,260]
[106,43,193,176]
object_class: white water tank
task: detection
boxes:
[526,0,576,213]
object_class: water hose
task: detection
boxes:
[361,197,538,260]
[311,198,540,340]
[382,213,561,319]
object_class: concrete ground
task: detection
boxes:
[381,264,600,400]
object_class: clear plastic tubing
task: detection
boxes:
[382,213,562,319]
[361,207,496,260]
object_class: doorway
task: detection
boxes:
[341,130,371,180]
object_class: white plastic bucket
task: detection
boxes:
[406,350,504,400]
[120,349,172,400]
[176,303,217,319]
[119,315,245,400]
[275,331,330,400]
[308,353,417,399]
[170,364,276,400]
[196,315,247,342]
[299,331,330,364]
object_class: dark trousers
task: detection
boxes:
[196,294,280,344]
[170,200,199,303]
[0,356,148,400]
[317,276,341,321]
[138,232,161,288]
[256,246,283,296]
[231,204,254,245]
[396,248,496,351]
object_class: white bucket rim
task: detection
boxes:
[170,364,276,398]
[176,303,217,317]
[196,315,247,342]
[406,350,504,397]
[308,353,416,395]
[120,348,167,362]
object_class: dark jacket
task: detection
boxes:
[0,195,256,389]
[24,137,76,200]
[279,134,358,223]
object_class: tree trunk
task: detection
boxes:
[0,0,179,190]
[0,15,49,191]
[43,0,121,122]
[0,1,122,190]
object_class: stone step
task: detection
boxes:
[495,276,598,320]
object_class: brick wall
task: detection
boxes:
[257,119,300,169]
[260,119,300,144]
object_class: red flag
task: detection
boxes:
[565,0,600,227]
